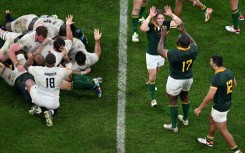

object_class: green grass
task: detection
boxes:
[0,0,245,153]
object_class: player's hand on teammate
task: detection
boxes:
[94,29,102,41]
[60,46,68,58]
[17,64,25,72]
[66,15,74,26]
[164,6,173,17]
[178,23,186,33]
[160,26,168,37]
[149,6,157,18]
[84,68,91,74]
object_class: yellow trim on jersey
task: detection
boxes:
[152,21,158,28]
[215,68,226,74]
[177,46,190,51]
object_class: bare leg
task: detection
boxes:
[214,120,238,148]
[208,114,216,137]
[174,0,185,16]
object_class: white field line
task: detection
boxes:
[117,0,128,153]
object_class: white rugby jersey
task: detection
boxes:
[34,15,64,38]
[28,66,71,104]
[68,38,98,71]
[40,39,72,66]
[10,14,38,33]
[18,31,43,52]
[68,38,87,61]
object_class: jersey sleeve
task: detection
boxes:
[65,40,72,54]
[210,74,219,88]
[28,66,36,76]
[61,67,72,78]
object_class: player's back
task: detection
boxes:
[34,15,64,38]
[29,66,71,102]
[18,31,42,52]
[168,44,198,79]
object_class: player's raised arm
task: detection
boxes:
[94,29,102,57]
[140,6,157,32]
[179,23,197,46]
[157,26,168,59]
[164,5,182,28]
[66,15,74,42]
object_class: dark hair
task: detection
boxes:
[59,23,77,36]
[152,9,164,23]
[46,53,56,65]
[177,34,190,48]
[53,37,65,52]
[75,51,86,65]
[36,26,48,38]
[211,55,223,67]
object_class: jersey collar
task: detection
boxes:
[177,46,190,51]
[215,67,226,74]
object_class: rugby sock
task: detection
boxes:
[231,9,240,30]
[0,64,14,86]
[231,146,240,152]
[238,2,242,16]
[182,101,190,120]
[51,108,59,116]
[6,14,14,22]
[206,135,214,142]
[170,105,178,128]
[148,80,156,100]
[0,62,5,75]
[132,14,139,33]
[139,6,146,19]
[201,5,207,13]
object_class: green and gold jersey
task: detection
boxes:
[211,68,234,112]
[146,21,170,55]
[167,44,198,79]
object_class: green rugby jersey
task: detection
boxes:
[211,68,234,112]
[146,21,170,55]
[167,44,198,79]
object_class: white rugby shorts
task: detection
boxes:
[146,53,165,69]
[211,107,229,122]
[166,76,193,96]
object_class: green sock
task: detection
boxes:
[231,146,239,152]
[132,14,139,33]
[139,6,146,19]
[72,74,94,89]
[238,2,241,16]
[201,5,207,13]
[148,80,155,100]
[231,9,239,30]
[170,106,178,128]
[182,102,190,120]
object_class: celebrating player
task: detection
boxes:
[194,55,242,153]
[140,6,182,107]
[157,23,198,132]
